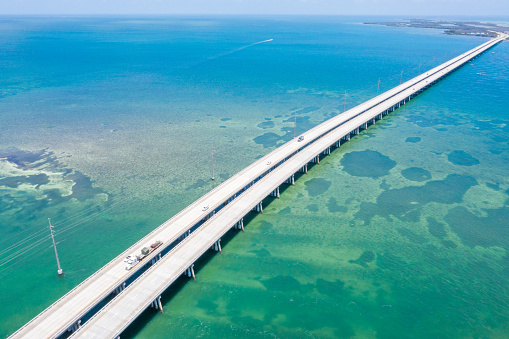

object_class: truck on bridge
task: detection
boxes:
[124,240,162,270]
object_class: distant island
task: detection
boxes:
[365,19,509,38]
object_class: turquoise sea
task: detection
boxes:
[0,16,508,338]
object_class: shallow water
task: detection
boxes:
[0,16,508,338]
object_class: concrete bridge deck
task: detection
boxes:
[9,33,505,339]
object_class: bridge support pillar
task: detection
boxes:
[158,296,164,314]
[270,186,281,197]
[254,202,263,213]
[186,264,196,280]
[236,218,245,231]
[213,240,222,253]
[291,174,295,185]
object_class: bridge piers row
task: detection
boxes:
[185,264,196,280]
[235,218,244,231]
[269,187,280,198]
[150,253,162,266]
[284,174,295,185]
[114,282,126,295]
[252,201,263,213]
[213,240,222,253]
[66,320,81,333]
[178,230,191,243]
[150,296,163,313]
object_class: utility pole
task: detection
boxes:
[377,78,380,96]
[400,70,404,84]
[48,218,63,276]
[343,90,347,112]
[293,111,297,139]
[211,144,215,181]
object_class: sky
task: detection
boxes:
[0,0,508,17]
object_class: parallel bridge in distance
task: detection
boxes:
[9,33,507,339]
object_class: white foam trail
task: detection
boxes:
[189,39,274,68]
[211,38,274,58]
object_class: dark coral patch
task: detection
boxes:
[315,279,346,296]
[261,275,301,292]
[349,251,375,267]
[248,248,271,257]
[0,174,49,188]
[397,228,426,244]
[305,178,332,197]
[401,167,432,182]
[447,150,480,166]
[279,207,292,215]
[354,174,477,225]
[253,132,282,148]
[326,197,347,213]
[445,206,509,249]
[341,150,396,178]
[405,137,421,143]
[427,217,447,239]
[257,121,275,129]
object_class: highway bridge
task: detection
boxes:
[9,33,506,339]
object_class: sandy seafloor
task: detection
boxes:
[0,16,508,338]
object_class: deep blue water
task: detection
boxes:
[0,16,508,338]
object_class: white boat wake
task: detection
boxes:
[207,38,274,61]
[188,39,274,68]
